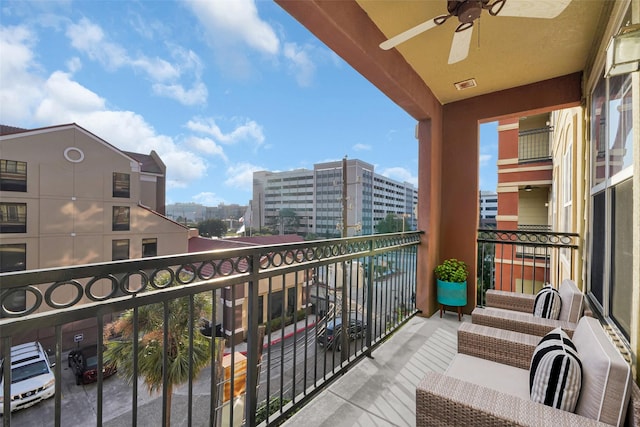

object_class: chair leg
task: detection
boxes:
[457,306,462,321]
[440,305,443,318]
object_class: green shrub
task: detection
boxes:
[255,396,291,424]
[434,258,468,283]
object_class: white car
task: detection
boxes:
[0,341,56,414]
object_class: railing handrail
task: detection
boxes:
[0,232,423,330]
[477,228,579,249]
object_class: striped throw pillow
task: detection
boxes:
[530,328,582,412]
[533,286,562,319]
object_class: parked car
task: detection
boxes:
[68,345,117,385]
[317,317,366,351]
[0,341,56,414]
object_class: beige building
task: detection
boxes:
[0,123,189,314]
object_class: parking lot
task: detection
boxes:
[5,349,218,427]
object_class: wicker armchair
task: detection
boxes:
[416,319,639,427]
[472,278,584,337]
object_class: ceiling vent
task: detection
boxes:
[454,78,477,90]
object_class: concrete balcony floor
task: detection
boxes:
[283,311,468,426]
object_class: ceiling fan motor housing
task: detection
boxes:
[448,0,489,24]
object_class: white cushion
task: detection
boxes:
[446,353,530,401]
[529,328,582,412]
[572,317,632,427]
[558,279,584,323]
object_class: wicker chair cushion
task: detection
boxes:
[557,279,584,323]
[572,316,632,427]
[446,353,531,400]
[533,286,562,319]
[529,328,582,412]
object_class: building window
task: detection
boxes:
[142,238,157,257]
[0,203,26,233]
[113,173,130,198]
[112,206,130,231]
[0,244,26,314]
[0,159,27,192]
[112,239,129,261]
[588,44,634,338]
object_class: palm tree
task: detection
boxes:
[104,293,214,426]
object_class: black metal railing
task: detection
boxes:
[0,232,421,426]
[476,229,579,306]
[518,126,553,162]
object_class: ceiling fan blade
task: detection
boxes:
[379,18,439,50]
[448,27,473,64]
[497,0,571,19]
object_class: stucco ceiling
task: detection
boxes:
[356,0,607,104]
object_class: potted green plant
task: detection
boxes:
[435,258,468,320]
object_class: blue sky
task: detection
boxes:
[0,1,497,205]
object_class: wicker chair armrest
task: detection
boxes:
[457,323,539,370]
[485,289,536,313]
[416,372,609,427]
[472,307,577,338]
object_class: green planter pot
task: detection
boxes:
[436,279,467,306]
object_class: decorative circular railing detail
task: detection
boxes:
[197,261,217,280]
[270,252,284,267]
[120,271,149,295]
[217,259,235,277]
[0,232,423,312]
[150,268,175,289]
[45,280,84,309]
[236,256,251,274]
[1,286,43,317]
[86,275,120,302]
[176,265,197,285]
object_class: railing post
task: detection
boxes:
[340,261,349,363]
[365,244,375,356]
[244,252,260,426]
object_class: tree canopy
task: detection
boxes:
[104,294,213,426]
[197,219,228,237]
[374,213,405,234]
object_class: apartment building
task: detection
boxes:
[0,123,189,314]
[252,158,417,238]
[478,190,497,228]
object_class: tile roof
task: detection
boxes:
[0,125,28,135]
[188,234,303,253]
[122,151,164,174]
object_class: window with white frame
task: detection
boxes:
[588,41,634,338]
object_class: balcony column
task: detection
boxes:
[416,118,441,316]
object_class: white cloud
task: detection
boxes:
[224,162,263,190]
[353,143,371,151]
[35,71,105,121]
[479,153,492,166]
[66,18,128,70]
[0,25,44,124]
[152,81,208,106]
[379,167,418,187]
[283,42,315,87]
[186,117,265,146]
[183,0,279,55]
[65,17,205,106]
[185,135,227,160]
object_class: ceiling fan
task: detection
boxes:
[379,0,571,64]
